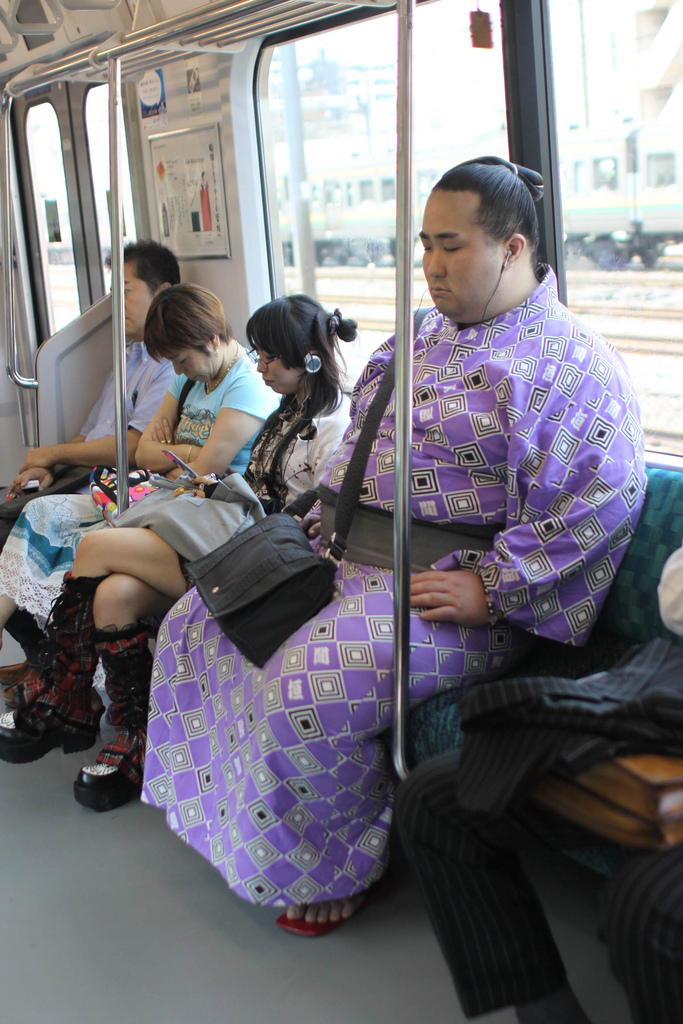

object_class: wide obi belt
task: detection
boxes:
[318,484,502,572]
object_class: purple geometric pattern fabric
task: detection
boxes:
[142,268,646,906]
[143,576,532,906]
[327,268,646,644]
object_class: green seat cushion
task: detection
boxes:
[599,466,683,645]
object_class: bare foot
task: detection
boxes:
[285,892,367,925]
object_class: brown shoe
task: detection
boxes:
[3,667,41,708]
[0,660,30,686]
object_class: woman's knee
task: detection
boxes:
[73,529,108,572]
[93,575,145,630]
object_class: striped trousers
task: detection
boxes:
[395,751,683,1023]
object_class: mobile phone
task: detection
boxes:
[162,448,195,475]
[21,480,40,492]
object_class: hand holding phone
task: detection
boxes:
[162,449,195,476]
[21,479,41,492]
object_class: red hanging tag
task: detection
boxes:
[470,10,493,49]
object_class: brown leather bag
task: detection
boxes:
[532,754,683,849]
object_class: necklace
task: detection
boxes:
[205,342,241,395]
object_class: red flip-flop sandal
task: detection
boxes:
[275,874,392,937]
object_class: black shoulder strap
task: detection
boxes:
[327,353,395,559]
[177,378,194,420]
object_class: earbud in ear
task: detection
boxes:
[304,351,322,374]
[502,248,512,271]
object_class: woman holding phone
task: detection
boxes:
[0,291,354,815]
[0,284,273,666]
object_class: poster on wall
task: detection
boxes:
[139,69,168,129]
[149,125,230,259]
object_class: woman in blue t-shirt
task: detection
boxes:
[137,283,274,478]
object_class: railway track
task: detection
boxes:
[314,295,683,353]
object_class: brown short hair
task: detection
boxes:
[144,283,233,361]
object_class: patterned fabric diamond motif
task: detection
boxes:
[246,836,281,869]
[243,874,279,904]
[287,839,322,872]
[309,672,345,703]
[287,706,325,741]
[179,797,205,827]
[287,744,324,774]
[284,877,324,904]
[283,804,314,834]
[247,798,280,832]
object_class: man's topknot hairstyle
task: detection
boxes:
[433,156,544,270]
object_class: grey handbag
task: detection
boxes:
[112,471,265,561]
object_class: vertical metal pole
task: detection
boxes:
[109,55,129,516]
[392,0,414,782]
[2,89,38,392]
[2,91,15,383]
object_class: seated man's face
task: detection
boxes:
[420,189,505,325]
[123,261,157,341]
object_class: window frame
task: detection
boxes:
[253,0,565,301]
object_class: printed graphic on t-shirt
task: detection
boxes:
[176,408,214,447]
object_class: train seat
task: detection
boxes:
[406,465,683,875]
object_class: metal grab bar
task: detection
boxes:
[109,55,129,518]
[391,0,414,782]
[4,0,391,97]
[1,91,38,392]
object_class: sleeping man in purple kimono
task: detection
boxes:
[141,157,646,940]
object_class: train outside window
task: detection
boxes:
[381,177,396,203]
[593,157,619,190]
[25,102,79,334]
[647,152,676,188]
[259,0,508,381]
[84,84,137,289]
[548,0,683,458]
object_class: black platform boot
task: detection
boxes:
[73,621,152,812]
[0,573,106,764]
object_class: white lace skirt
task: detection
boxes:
[0,492,106,628]
[0,493,109,692]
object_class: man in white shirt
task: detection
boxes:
[0,239,179,689]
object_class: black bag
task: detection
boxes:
[188,510,338,666]
[0,464,93,521]
[187,355,396,667]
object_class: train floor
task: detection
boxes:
[0,640,632,1024]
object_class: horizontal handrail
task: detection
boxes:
[4,0,392,96]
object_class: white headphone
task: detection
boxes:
[502,248,512,271]
[304,351,322,374]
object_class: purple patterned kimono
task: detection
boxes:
[142,269,646,906]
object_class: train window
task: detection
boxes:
[260,0,508,377]
[647,153,675,188]
[548,0,683,457]
[574,160,587,193]
[359,179,375,203]
[381,176,396,202]
[85,84,137,287]
[593,157,618,191]
[25,102,79,334]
